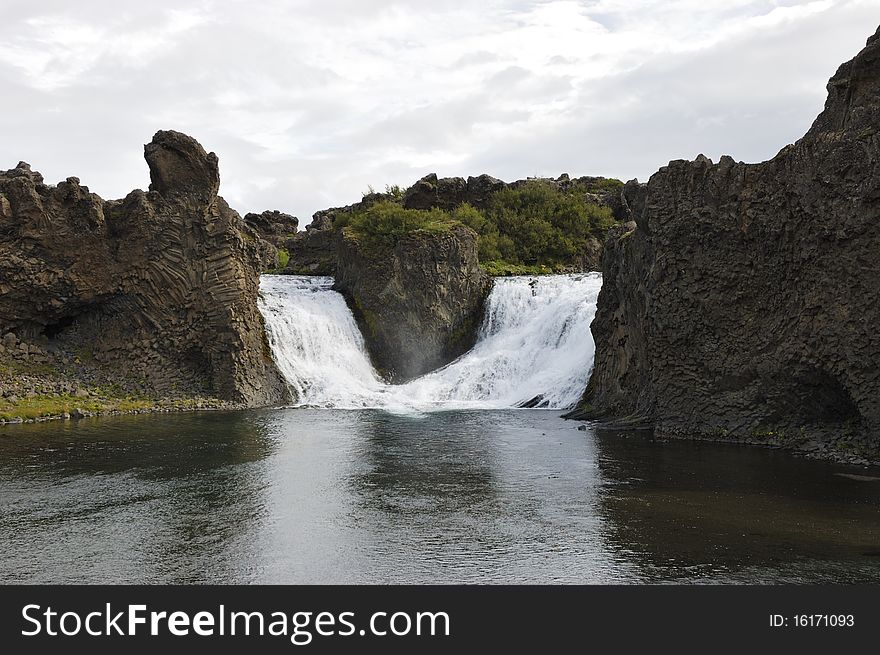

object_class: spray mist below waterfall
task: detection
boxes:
[258,274,602,411]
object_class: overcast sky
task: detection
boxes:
[1,0,878,223]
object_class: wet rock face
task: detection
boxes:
[581,27,880,453]
[0,131,286,405]
[333,225,492,383]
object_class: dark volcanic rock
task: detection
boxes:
[402,172,511,211]
[333,225,492,382]
[578,27,880,458]
[244,209,299,270]
[283,192,399,276]
[244,210,299,246]
[465,174,507,207]
[0,131,286,405]
[285,228,337,275]
[144,130,220,198]
[402,173,468,211]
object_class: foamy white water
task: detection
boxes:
[258,273,602,411]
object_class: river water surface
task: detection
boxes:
[1,409,878,584]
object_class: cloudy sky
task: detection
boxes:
[1,0,878,223]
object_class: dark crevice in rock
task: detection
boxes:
[42,315,78,340]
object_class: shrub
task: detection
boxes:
[276,248,290,269]
[385,184,404,200]
[454,181,615,269]
[337,179,621,274]
[347,201,456,250]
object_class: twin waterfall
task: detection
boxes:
[258,274,602,412]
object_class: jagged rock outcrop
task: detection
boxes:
[243,209,299,242]
[284,209,343,275]
[283,193,393,275]
[285,228,336,275]
[243,210,299,270]
[0,130,286,406]
[333,225,492,382]
[577,27,880,460]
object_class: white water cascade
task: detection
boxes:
[257,273,603,411]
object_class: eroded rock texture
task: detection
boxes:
[243,209,299,269]
[333,225,492,382]
[0,130,286,405]
[579,27,880,455]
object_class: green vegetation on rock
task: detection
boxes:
[337,201,457,251]
[336,179,619,274]
[0,393,155,421]
[480,261,558,276]
[276,248,290,269]
[469,181,616,266]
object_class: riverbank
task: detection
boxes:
[0,396,236,425]
[576,417,880,467]
[3,408,878,584]
[0,337,237,424]
[653,428,880,468]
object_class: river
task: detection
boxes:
[1,409,878,583]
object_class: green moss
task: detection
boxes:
[0,393,156,421]
[74,346,94,365]
[0,360,58,376]
[335,176,624,274]
[276,248,290,269]
[352,296,381,339]
[480,261,557,277]
[576,177,624,193]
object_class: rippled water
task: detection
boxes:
[1,409,878,584]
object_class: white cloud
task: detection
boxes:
[0,0,878,222]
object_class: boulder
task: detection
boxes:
[465,174,507,208]
[402,173,468,211]
[144,130,220,198]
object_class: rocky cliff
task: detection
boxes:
[577,27,880,461]
[334,225,492,382]
[0,130,286,415]
[243,209,299,269]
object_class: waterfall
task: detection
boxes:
[258,276,384,407]
[258,273,602,411]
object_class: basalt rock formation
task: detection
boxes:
[333,224,492,382]
[576,27,880,461]
[0,130,286,407]
[244,209,299,246]
[402,173,507,211]
[244,209,299,269]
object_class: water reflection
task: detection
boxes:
[592,428,880,582]
[341,410,633,583]
[350,410,498,512]
[0,410,878,583]
[0,412,276,583]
